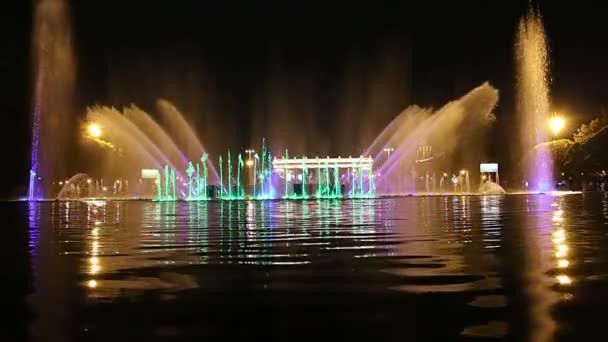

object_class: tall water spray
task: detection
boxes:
[516,10,553,191]
[366,83,498,195]
[29,0,76,199]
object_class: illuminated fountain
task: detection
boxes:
[216,150,245,200]
[74,81,495,201]
[366,83,499,196]
[153,138,274,201]
[148,136,376,201]
[273,155,375,199]
[251,139,277,200]
[24,0,563,202]
[29,0,76,199]
[516,9,553,192]
[83,101,218,200]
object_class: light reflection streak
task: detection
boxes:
[519,195,559,342]
[86,201,104,288]
[551,201,572,287]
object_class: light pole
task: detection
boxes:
[244,149,256,196]
[245,149,255,160]
[383,147,394,159]
[460,169,470,193]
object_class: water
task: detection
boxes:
[517,10,553,191]
[7,193,608,341]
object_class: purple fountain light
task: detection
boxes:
[29,98,42,200]
[28,0,76,200]
[516,10,553,192]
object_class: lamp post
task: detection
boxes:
[244,149,256,195]
[383,147,394,159]
[460,169,470,193]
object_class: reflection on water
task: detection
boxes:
[15,194,608,340]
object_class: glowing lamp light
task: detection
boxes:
[246,160,254,167]
[556,275,572,285]
[87,123,102,138]
[549,116,565,136]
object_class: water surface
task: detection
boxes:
[7,194,608,341]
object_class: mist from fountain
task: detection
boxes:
[83,101,221,199]
[516,10,553,192]
[157,99,219,183]
[122,105,189,169]
[367,82,498,195]
[86,105,184,179]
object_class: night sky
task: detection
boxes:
[2,0,607,196]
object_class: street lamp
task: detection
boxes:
[549,116,566,136]
[383,147,394,159]
[245,149,255,168]
[87,123,102,138]
[460,169,470,193]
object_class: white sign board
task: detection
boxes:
[141,169,160,179]
[480,163,498,173]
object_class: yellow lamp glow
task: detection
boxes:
[549,116,565,135]
[87,123,102,138]
[556,274,572,285]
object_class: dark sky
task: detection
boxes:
[2,0,607,196]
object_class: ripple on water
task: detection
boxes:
[18,193,608,340]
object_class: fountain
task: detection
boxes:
[79,101,222,200]
[516,9,553,192]
[25,3,562,201]
[366,83,498,196]
[478,181,507,195]
[29,0,76,199]
[57,173,90,199]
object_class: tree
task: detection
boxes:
[573,111,608,144]
[523,112,608,175]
